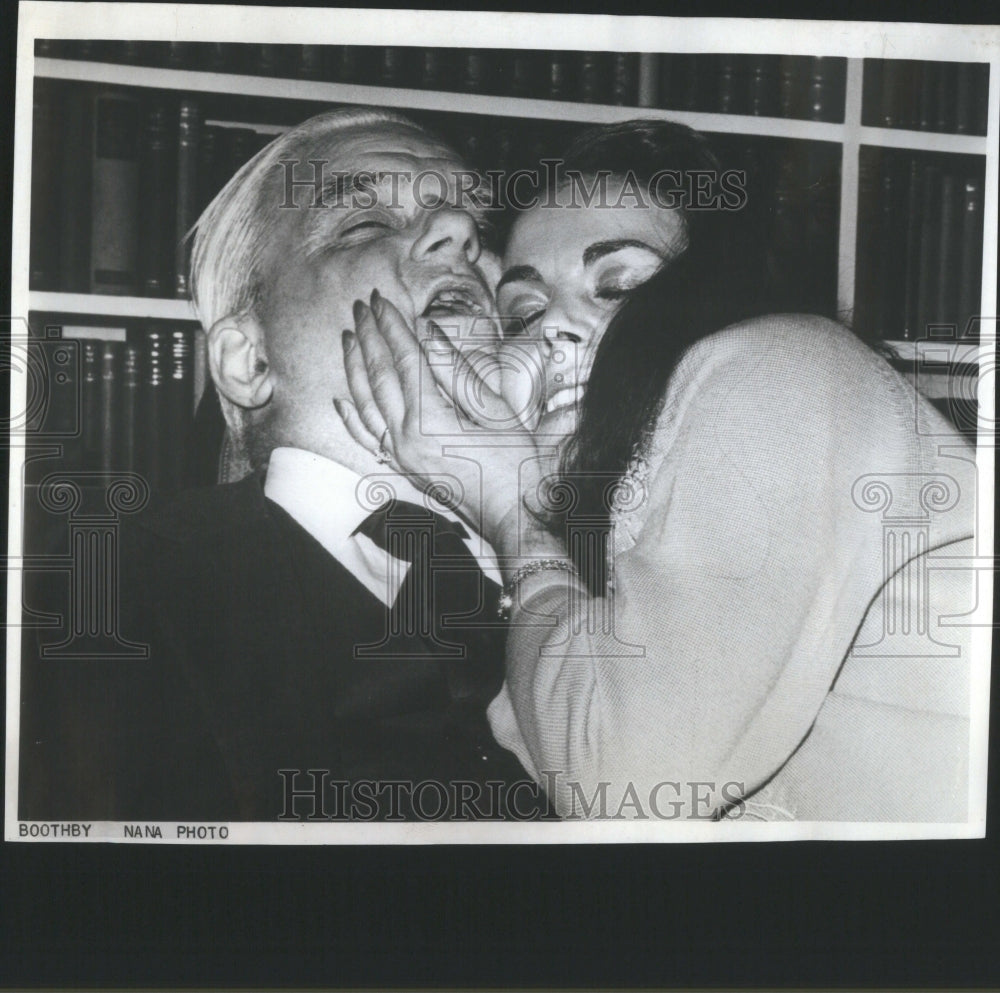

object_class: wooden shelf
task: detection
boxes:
[29,292,198,321]
[35,57,993,153]
[857,125,988,156]
[883,339,984,365]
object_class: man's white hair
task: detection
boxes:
[191,105,427,333]
[188,106,435,476]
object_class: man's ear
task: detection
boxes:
[207,313,273,409]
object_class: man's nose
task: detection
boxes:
[412,207,481,266]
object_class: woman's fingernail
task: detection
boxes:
[370,288,384,317]
[332,398,344,416]
[342,329,355,351]
[352,299,367,324]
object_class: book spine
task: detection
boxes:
[374,47,405,86]
[878,60,903,128]
[957,177,983,340]
[81,340,101,470]
[89,90,141,295]
[576,52,605,104]
[914,165,943,339]
[296,45,326,81]
[953,63,987,135]
[334,46,366,83]
[609,53,638,106]
[716,55,745,116]
[507,51,536,98]
[746,56,778,117]
[883,157,909,340]
[119,41,143,65]
[777,56,802,119]
[138,99,175,297]
[164,42,190,70]
[902,158,923,340]
[493,126,515,176]
[30,84,59,289]
[201,42,231,73]
[852,153,879,336]
[656,55,677,109]
[935,172,960,330]
[417,48,447,90]
[460,123,485,174]
[25,331,82,482]
[223,128,258,186]
[58,88,91,292]
[543,52,572,100]
[861,59,882,127]
[934,62,957,133]
[972,64,989,135]
[120,341,141,473]
[804,57,843,123]
[917,62,935,131]
[165,329,193,490]
[174,100,201,299]
[98,341,121,471]
[197,125,222,215]
[140,331,166,490]
[252,44,282,77]
[461,50,487,94]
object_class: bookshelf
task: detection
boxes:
[30,51,993,329]
[25,44,995,482]
[29,290,196,321]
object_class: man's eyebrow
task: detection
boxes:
[300,172,386,254]
[317,171,374,206]
[582,239,663,267]
[496,265,545,294]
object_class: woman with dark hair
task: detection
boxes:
[341,120,977,822]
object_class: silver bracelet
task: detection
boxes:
[497,559,581,620]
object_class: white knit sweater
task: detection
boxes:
[488,315,977,821]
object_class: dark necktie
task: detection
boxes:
[353,500,506,702]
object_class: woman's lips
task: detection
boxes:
[544,384,585,414]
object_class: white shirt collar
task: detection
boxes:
[263,447,501,605]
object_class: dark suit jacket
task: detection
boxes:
[19,475,539,821]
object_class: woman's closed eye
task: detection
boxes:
[590,246,663,302]
[497,294,548,339]
[593,261,662,302]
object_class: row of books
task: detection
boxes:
[36,41,643,106]
[29,78,843,320]
[854,153,985,342]
[656,55,847,123]
[25,323,205,493]
[734,138,841,318]
[30,82,272,296]
[862,59,989,135]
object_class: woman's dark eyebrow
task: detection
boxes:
[496,264,545,294]
[583,239,662,267]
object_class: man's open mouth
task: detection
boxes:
[420,279,489,320]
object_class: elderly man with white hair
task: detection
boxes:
[20,108,541,823]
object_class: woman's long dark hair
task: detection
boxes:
[549,121,778,593]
